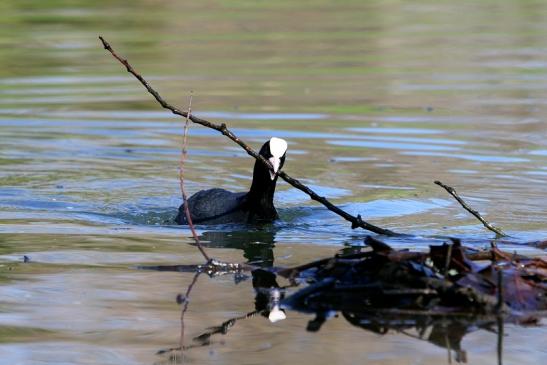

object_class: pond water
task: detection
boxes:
[1,0,546,364]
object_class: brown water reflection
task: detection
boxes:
[1,0,547,364]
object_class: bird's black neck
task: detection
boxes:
[246,159,278,221]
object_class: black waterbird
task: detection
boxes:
[175,137,288,225]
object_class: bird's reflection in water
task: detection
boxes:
[199,229,276,267]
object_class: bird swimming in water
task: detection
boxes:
[175,137,288,225]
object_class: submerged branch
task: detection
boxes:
[435,180,507,237]
[192,309,262,345]
[157,272,202,357]
[179,271,201,350]
[99,36,398,237]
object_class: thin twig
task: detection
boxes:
[434,180,507,237]
[497,314,504,365]
[444,242,453,276]
[99,36,399,237]
[445,333,452,365]
[496,266,504,313]
[179,93,210,261]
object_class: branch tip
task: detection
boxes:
[435,180,506,237]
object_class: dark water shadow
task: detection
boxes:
[199,229,276,267]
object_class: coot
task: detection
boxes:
[175,137,288,225]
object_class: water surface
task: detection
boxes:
[1,1,547,364]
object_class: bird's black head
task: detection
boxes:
[247,137,288,221]
[258,137,288,181]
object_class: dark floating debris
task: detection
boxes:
[280,236,547,317]
[173,237,545,363]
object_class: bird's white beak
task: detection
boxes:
[269,157,280,180]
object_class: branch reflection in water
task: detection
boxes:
[146,231,547,364]
[149,265,512,365]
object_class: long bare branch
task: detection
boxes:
[99,36,399,236]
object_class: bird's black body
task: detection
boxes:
[175,138,286,225]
